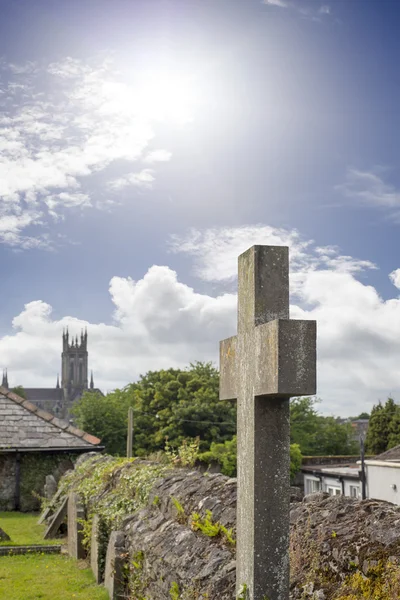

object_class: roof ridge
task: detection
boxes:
[0,385,101,446]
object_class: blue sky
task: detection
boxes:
[1,0,400,416]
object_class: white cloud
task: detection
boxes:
[319,5,331,14]
[169,225,400,416]
[108,169,155,190]
[4,222,400,417]
[390,269,400,290]
[143,149,172,164]
[262,0,332,19]
[263,0,288,7]
[338,168,400,209]
[0,57,177,248]
[1,265,236,392]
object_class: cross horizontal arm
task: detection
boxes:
[254,319,316,397]
[219,335,237,401]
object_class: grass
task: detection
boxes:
[0,554,109,600]
[0,512,61,546]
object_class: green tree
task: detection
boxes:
[73,363,236,456]
[290,397,359,456]
[11,386,26,399]
[356,412,370,420]
[366,398,397,455]
[290,397,320,455]
[199,437,303,481]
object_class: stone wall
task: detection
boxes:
[57,455,400,600]
[0,452,74,512]
[0,455,16,511]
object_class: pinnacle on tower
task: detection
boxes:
[2,368,8,389]
[90,370,94,389]
[56,374,60,389]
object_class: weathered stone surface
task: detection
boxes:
[67,492,85,559]
[219,245,317,600]
[38,485,65,525]
[290,494,400,598]
[44,495,68,539]
[104,531,126,600]
[123,470,237,600]
[91,514,103,584]
[0,527,10,541]
[44,474,57,500]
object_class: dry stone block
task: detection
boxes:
[44,474,57,500]
[38,483,65,525]
[90,514,102,584]
[67,492,85,559]
[104,530,126,600]
[44,495,68,539]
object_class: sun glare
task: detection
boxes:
[135,69,197,124]
[98,62,203,127]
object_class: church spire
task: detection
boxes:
[2,368,8,388]
[90,370,94,389]
[56,374,60,389]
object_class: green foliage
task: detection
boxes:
[199,436,303,481]
[72,363,236,457]
[289,444,302,481]
[165,437,200,467]
[199,436,237,477]
[335,560,400,599]
[366,398,398,454]
[11,386,26,399]
[169,581,180,600]
[237,583,248,600]
[62,455,169,581]
[290,397,359,456]
[20,453,74,512]
[356,412,370,420]
[171,497,186,524]
[190,509,235,546]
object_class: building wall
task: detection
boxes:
[366,464,400,504]
[0,452,75,512]
[304,474,361,498]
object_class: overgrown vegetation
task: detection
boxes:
[72,362,235,456]
[191,509,235,546]
[72,365,360,474]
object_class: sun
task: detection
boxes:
[134,68,197,124]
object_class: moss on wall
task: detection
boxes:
[0,452,82,512]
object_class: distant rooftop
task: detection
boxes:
[302,464,360,479]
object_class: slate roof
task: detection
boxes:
[0,386,101,450]
[373,445,400,462]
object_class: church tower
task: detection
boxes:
[61,328,89,392]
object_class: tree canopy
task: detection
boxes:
[73,364,361,473]
[290,397,359,456]
[366,398,400,454]
[73,362,236,456]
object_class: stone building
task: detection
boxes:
[2,329,102,420]
[0,386,102,511]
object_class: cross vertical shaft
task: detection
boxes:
[220,245,316,600]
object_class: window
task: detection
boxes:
[349,485,359,498]
[305,478,321,495]
[327,487,341,496]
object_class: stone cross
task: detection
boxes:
[220,246,316,600]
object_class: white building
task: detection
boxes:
[365,445,400,503]
[302,464,362,498]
